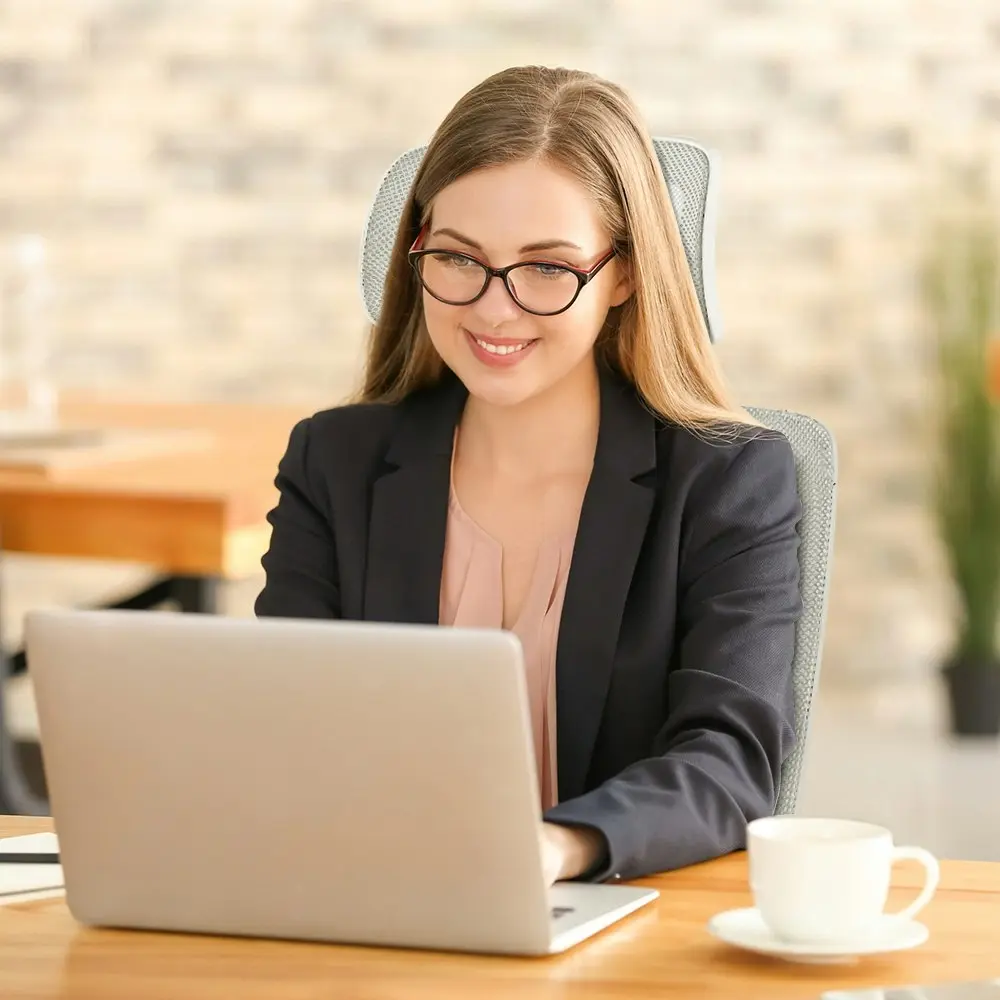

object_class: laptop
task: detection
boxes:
[25,608,658,955]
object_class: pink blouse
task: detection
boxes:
[438,485,578,811]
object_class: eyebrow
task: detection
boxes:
[430,227,583,254]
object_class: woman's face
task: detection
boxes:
[418,159,632,409]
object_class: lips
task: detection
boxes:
[471,336,533,356]
[463,328,539,368]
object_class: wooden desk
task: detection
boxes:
[0,817,998,1000]
[0,395,306,580]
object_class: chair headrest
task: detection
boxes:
[358,137,724,342]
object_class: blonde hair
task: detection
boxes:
[358,65,756,433]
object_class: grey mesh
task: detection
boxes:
[357,142,838,818]
[359,137,724,342]
[747,408,838,814]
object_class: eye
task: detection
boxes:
[525,263,569,279]
[430,252,479,269]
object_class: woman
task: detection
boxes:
[255,65,803,885]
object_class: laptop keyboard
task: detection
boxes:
[551,906,575,919]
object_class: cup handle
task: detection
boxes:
[887,846,940,921]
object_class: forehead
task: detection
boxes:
[428,159,608,250]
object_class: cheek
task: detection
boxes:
[547,299,606,349]
[422,295,460,344]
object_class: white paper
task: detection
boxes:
[0,833,59,854]
[0,833,64,901]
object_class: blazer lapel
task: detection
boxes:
[555,368,657,801]
[363,376,467,625]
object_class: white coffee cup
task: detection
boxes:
[746,816,940,945]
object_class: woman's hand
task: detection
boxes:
[540,822,607,884]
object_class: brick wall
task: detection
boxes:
[1,0,999,681]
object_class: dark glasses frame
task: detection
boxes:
[407,225,616,317]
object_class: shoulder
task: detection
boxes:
[278,376,464,482]
[651,415,799,522]
[276,401,402,500]
[655,417,795,482]
[598,364,795,496]
[642,418,804,587]
[300,399,400,457]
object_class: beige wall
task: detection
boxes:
[1,0,999,682]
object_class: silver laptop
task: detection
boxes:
[25,608,657,955]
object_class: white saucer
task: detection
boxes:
[707,908,929,965]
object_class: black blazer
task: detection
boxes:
[255,366,803,882]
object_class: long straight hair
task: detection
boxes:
[358,65,756,433]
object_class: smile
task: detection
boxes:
[473,337,532,356]
[463,328,539,368]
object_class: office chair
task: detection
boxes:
[359,138,837,814]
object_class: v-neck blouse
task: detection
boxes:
[438,486,578,811]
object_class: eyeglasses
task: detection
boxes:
[407,226,616,317]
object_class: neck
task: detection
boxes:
[457,358,601,480]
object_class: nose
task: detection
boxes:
[470,273,522,326]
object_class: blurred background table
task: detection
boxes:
[0,394,305,814]
[0,394,305,592]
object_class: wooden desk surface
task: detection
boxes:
[1,817,998,1000]
[0,395,309,577]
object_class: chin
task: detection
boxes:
[456,366,543,408]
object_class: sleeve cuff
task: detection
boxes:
[543,805,623,883]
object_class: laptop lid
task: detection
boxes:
[25,609,555,954]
